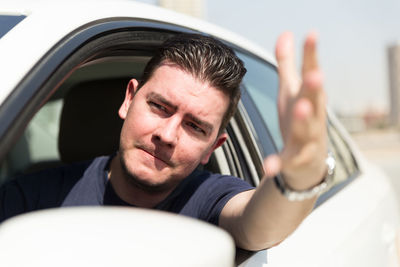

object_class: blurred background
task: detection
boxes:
[138,0,400,200]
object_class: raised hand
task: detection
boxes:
[264,32,328,190]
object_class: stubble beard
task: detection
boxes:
[119,151,179,194]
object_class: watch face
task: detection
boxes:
[326,152,336,177]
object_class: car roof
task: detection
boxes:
[0,0,275,104]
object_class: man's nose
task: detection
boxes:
[154,116,180,146]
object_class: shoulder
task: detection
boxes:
[11,159,92,188]
[9,155,110,186]
[179,169,254,209]
[186,169,254,225]
[0,157,101,208]
[194,169,254,191]
[0,156,111,222]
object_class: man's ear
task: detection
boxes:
[200,132,228,165]
[118,79,139,120]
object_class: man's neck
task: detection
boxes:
[108,154,174,208]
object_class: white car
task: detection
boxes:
[0,1,399,266]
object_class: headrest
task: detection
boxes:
[58,79,128,163]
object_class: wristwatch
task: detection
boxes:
[273,153,336,201]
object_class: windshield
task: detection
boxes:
[0,15,26,39]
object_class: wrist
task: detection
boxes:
[274,153,336,201]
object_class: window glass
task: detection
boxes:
[0,99,62,183]
[236,52,283,150]
[315,121,359,205]
[327,122,358,184]
[0,15,26,39]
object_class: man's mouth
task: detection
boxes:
[138,146,173,167]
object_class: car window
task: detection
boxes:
[0,15,26,39]
[0,27,249,187]
[328,121,358,179]
[0,99,62,183]
[236,51,283,151]
[316,120,359,205]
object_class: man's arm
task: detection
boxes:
[219,31,328,250]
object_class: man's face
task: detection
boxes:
[118,63,229,192]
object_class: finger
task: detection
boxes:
[281,97,322,171]
[302,69,326,120]
[263,154,282,179]
[289,95,327,148]
[290,97,314,142]
[302,31,319,76]
[300,32,325,120]
[275,32,301,95]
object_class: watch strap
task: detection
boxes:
[273,153,336,201]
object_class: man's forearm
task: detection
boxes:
[220,177,316,251]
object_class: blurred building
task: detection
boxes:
[387,43,400,127]
[336,113,366,133]
[336,107,389,133]
[158,0,205,18]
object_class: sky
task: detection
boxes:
[139,0,400,115]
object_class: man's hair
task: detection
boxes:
[140,33,247,134]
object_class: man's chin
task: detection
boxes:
[126,173,173,194]
[119,155,176,194]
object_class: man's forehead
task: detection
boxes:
[153,61,214,88]
[147,64,220,96]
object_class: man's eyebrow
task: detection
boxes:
[147,92,177,111]
[186,114,213,133]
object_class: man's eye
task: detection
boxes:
[149,101,167,112]
[187,122,205,134]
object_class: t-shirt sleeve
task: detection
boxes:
[156,171,254,226]
[169,171,254,225]
[194,172,254,225]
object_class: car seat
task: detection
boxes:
[58,78,128,163]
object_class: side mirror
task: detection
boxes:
[0,207,235,267]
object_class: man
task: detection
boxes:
[0,32,329,251]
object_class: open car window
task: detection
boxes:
[0,26,257,189]
[0,60,256,188]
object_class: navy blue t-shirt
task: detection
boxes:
[0,155,253,225]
